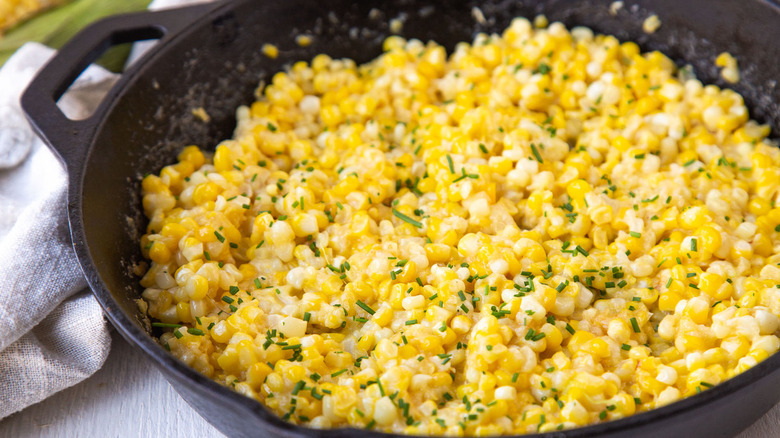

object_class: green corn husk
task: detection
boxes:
[0,0,152,71]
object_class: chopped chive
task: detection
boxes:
[152,322,182,328]
[630,317,641,333]
[530,143,543,163]
[291,380,305,395]
[356,300,375,315]
[446,154,455,174]
[331,369,348,378]
[392,208,423,228]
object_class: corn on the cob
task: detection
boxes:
[0,0,66,34]
[138,16,780,435]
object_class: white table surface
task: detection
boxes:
[1,329,778,437]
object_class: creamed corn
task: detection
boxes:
[138,17,780,435]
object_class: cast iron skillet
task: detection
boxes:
[20,0,780,437]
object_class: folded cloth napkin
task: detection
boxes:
[0,42,115,420]
[0,0,213,420]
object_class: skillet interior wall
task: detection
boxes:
[81,0,780,332]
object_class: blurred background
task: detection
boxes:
[0,0,152,71]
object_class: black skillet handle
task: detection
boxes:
[20,2,219,171]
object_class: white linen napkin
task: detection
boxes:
[0,0,213,420]
[0,42,115,420]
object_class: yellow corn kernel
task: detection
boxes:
[161,222,188,241]
[149,241,171,264]
[679,206,707,229]
[357,333,375,352]
[585,338,611,359]
[142,174,167,194]
[613,135,631,152]
[425,243,451,263]
[192,182,222,204]
[749,197,771,216]
[683,297,710,325]
[567,331,595,354]
[247,362,273,389]
[261,43,279,58]
[659,290,683,312]
[451,315,472,335]
[178,145,205,169]
[698,225,722,254]
[590,205,613,225]
[175,302,191,322]
[213,145,234,172]
[420,335,443,354]
[432,372,452,387]
[210,320,233,343]
[567,179,591,201]
[184,274,209,300]
[699,273,729,300]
